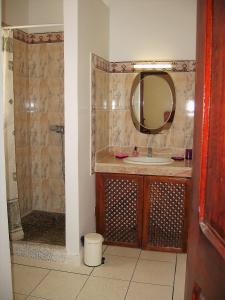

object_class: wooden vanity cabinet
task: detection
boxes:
[96,172,191,252]
[142,176,191,253]
[96,173,144,248]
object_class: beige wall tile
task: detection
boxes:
[14,39,65,214]
[108,72,195,153]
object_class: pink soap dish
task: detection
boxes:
[115,152,129,159]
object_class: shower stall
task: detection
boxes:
[3,26,65,247]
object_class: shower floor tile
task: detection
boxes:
[22,210,65,246]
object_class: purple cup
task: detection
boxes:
[185,149,192,160]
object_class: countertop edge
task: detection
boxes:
[95,162,192,178]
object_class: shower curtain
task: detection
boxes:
[3,30,24,241]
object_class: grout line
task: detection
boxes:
[88,265,95,277]
[74,272,91,299]
[90,274,130,282]
[131,280,173,287]
[124,249,142,299]
[75,246,108,299]
[13,262,92,277]
[24,269,51,300]
[172,254,178,300]
[25,295,50,300]
[137,257,176,263]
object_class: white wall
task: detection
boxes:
[28,0,63,24]
[2,0,29,25]
[64,0,80,255]
[108,0,197,61]
[78,0,109,238]
[2,0,63,32]
[0,1,14,298]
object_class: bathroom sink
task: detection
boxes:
[123,156,173,165]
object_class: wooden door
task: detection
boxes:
[96,173,143,248]
[142,176,190,253]
[185,0,225,299]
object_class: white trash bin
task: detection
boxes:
[84,233,104,267]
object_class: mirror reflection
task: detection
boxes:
[131,72,176,134]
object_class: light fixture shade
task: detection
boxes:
[133,63,173,70]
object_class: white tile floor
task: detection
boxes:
[13,246,187,300]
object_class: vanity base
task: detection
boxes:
[96,172,191,253]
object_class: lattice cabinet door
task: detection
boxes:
[96,173,143,247]
[142,176,191,252]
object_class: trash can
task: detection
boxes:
[84,233,104,267]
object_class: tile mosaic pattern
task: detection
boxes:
[13,34,65,215]
[12,246,187,300]
[91,54,195,174]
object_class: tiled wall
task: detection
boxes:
[95,68,109,151]
[14,32,64,216]
[93,55,195,172]
[109,72,195,152]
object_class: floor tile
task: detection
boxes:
[13,255,93,275]
[140,250,176,263]
[132,259,175,286]
[92,254,137,281]
[105,246,141,258]
[14,294,27,300]
[77,276,129,300]
[173,254,187,300]
[12,264,49,295]
[126,282,173,300]
[31,270,88,300]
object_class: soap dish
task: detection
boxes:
[171,156,184,161]
[115,152,129,159]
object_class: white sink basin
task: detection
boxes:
[123,156,173,165]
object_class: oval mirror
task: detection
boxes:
[131,72,176,134]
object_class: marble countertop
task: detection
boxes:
[95,151,192,178]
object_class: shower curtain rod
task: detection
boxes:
[2,23,64,30]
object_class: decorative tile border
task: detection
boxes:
[92,53,110,72]
[13,29,64,44]
[109,60,196,73]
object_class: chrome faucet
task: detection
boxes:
[147,146,152,157]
